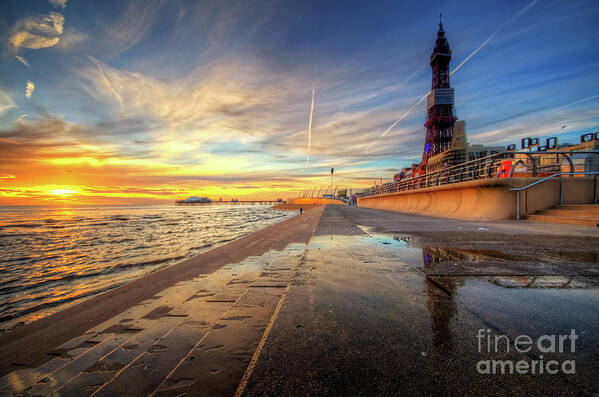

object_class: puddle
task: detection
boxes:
[488,275,599,289]
[420,246,599,265]
[350,225,599,276]
[308,227,599,285]
[421,247,527,264]
[540,251,599,263]
[302,231,599,360]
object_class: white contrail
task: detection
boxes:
[305,85,316,167]
[450,30,501,76]
[367,0,537,150]
[366,93,427,149]
[553,93,599,112]
[451,0,537,75]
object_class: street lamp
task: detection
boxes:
[330,168,334,198]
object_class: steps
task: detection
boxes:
[525,204,599,226]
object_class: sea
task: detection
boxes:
[0,204,293,335]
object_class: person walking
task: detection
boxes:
[300,207,303,215]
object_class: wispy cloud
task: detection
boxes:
[15,56,30,68]
[90,0,164,59]
[77,55,311,160]
[49,0,67,9]
[56,28,88,50]
[8,12,64,54]
[9,33,60,52]
[0,90,15,115]
[25,81,35,99]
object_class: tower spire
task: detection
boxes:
[421,18,456,168]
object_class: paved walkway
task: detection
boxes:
[242,206,599,395]
[1,205,598,396]
[0,245,309,396]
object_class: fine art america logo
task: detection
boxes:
[476,329,577,375]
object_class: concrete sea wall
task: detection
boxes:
[356,177,598,221]
[287,198,345,205]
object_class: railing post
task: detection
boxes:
[594,175,598,204]
[559,176,563,205]
[516,191,520,220]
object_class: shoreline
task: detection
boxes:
[0,204,298,336]
[0,205,324,376]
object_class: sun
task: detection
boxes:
[48,188,78,197]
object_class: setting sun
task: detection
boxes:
[47,188,78,196]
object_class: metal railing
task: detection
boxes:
[299,185,339,199]
[510,172,599,220]
[356,151,597,198]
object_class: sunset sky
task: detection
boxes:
[1,0,598,204]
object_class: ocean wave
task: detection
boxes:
[0,283,120,324]
[3,223,45,228]
[0,269,109,297]
[0,256,35,263]
[113,255,186,270]
[106,237,135,244]
[215,237,235,245]
[0,205,290,333]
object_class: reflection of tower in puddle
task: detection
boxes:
[423,246,481,271]
[423,248,460,353]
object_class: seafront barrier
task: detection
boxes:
[356,177,598,221]
[286,197,345,205]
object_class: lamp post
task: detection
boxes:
[330,168,334,198]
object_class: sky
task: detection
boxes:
[0,0,598,204]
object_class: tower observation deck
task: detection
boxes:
[421,16,457,170]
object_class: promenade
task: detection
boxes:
[1,205,598,396]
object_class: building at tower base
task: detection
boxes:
[425,120,467,173]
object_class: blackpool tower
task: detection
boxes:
[421,17,457,170]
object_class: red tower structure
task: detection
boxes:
[421,16,457,170]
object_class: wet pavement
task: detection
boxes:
[2,205,599,396]
[0,244,307,396]
[242,206,599,396]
